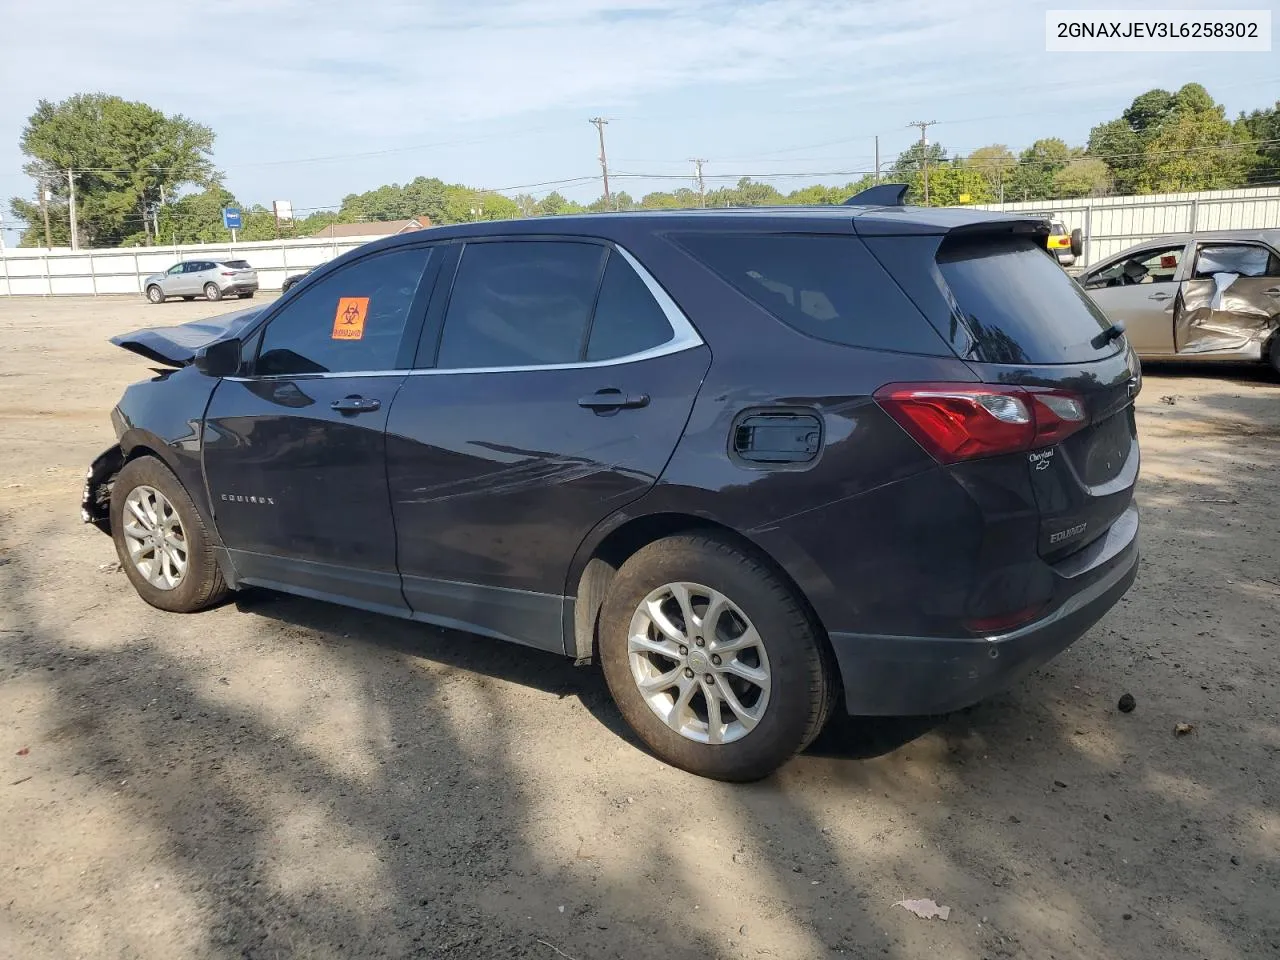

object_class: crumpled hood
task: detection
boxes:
[110,305,265,366]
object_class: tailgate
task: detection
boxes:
[863,226,1141,562]
[967,352,1140,560]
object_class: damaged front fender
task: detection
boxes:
[81,444,124,534]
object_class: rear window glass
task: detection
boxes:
[936,237,1117,364]
[674,234,947,355]
[222,259,252,269]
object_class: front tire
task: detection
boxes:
[109,456,228,613]
[1268,335,1280,378]
[598,532,835,781]
[204,283,222,302]
[146,285,164,304]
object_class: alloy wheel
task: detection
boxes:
[121,485,188,590]
[627,581,772,744]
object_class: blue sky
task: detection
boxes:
[0,0,1275,242]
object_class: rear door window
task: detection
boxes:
[936,237,1117,364]
[674,233,947,355]
[1191,243,1280,279]
[435,241,607,369]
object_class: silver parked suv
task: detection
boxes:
[143,259,259,303]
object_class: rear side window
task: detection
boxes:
[256,246,431,375]
[937,237,1115,364]
[586,253,674,361]
[1191,243,1280,279]
[674,234,947,355]
[436,241,607,369]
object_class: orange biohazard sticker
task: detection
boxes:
[332,297,369,340]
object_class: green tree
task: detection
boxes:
[1237,100,1280,184]
[962,145,1017,200]
[1136,108,1251,192]
[1053,157,1111,198]
[1007,138,1071,201]
[890,141,948,181]
[8,93,216,247]
[917,163,995,205]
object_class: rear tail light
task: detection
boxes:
[874,382,1088,464]
[221,271,235,276]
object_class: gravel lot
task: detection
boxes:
[1,296,1278,960]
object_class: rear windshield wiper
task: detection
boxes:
[1091,320,1126,350]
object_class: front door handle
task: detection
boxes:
[1264,286,1280,297]
[1148,292,1172,301]
[578,389,650,411]
[330,395,381,414]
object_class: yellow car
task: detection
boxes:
[1042,217,1084,267]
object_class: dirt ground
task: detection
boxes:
[1,295,1277,960]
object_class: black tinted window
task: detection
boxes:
[586,253,673,361]
[675,233,946,354]
[222,259,252,269]
[938,237,1115,364]
[256,247,430,376]
[436,241,606,369]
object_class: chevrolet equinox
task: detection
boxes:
[83,188,1141,781]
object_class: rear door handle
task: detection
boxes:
[330,395,381,414]
[1148,292,1172,301]
[578,389,650,411]
[1264,286,1280,296]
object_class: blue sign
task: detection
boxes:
[222,207,242,230]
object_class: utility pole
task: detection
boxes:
[66,170,79,250]
[874,136,880,183]
[906,120,937,205]
[690,158,707,207]
[38,177,52,249]
[589,117,611,207]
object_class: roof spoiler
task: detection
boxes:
[843,183,909,207]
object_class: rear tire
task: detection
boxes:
[598,532,835,782]
[109,456,228,614]
[239,291,255,299]
[204,283,222,302]
[1268,335,1280,378]
[146,285,164,304]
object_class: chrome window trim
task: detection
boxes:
[227,241,703,382]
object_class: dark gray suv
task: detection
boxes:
[84,189,1140,781]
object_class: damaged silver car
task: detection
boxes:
[1080,230,1280,373]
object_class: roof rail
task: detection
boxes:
[843,183,909,207]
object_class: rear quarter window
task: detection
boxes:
[672,233,949,355]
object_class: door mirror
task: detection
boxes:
[194,338,242,378]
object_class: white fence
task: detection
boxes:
[3,186,1280,295]
[976,186,1280,265]
[0,235,382,297]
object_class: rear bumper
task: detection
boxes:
[220,280,258,294]
[831,504,1139,716]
